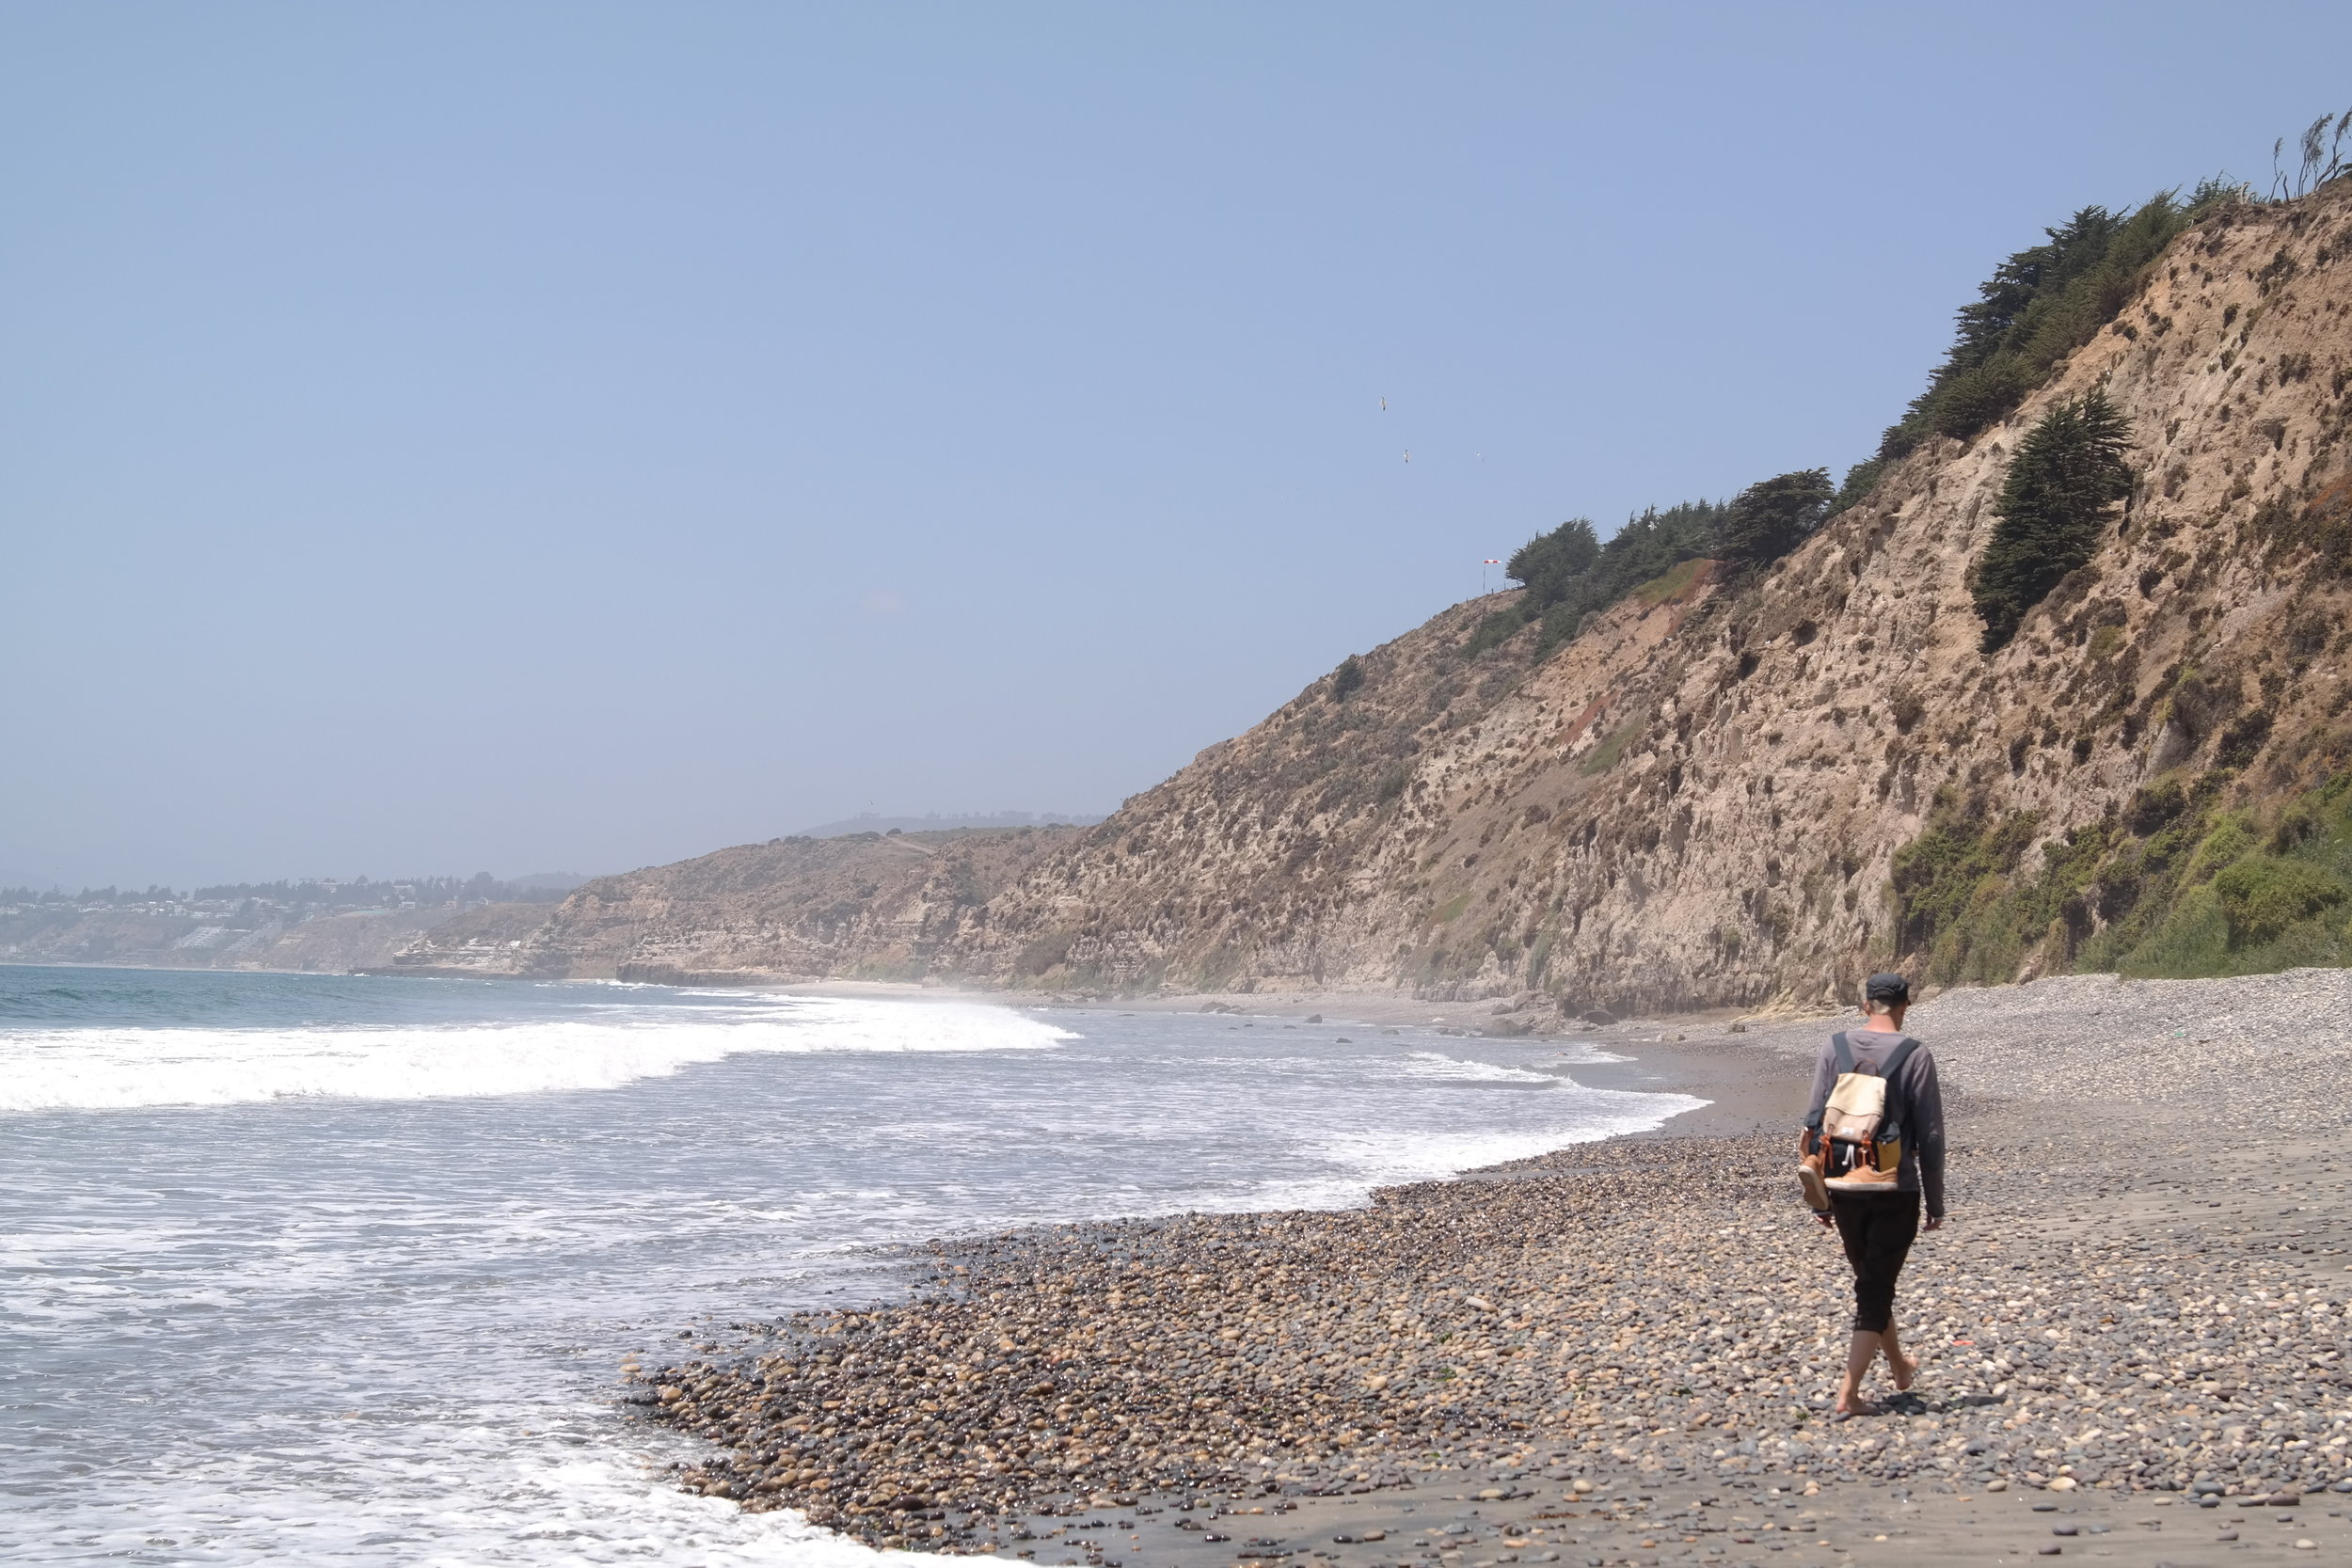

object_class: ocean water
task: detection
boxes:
[0,966,1702,1565]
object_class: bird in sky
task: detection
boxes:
[1403,450,1411,463]
[1378,397,1388,411]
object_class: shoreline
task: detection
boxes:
[786,980,1817,1144]
[784,974,1809,1148]
[630,967,2352,1565]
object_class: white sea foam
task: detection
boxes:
[1542,1042,1631,1064]
[7,1433,942,1567]
[1396,1051,1558,1084]
[0,997,1073,1113]
[0,973,1717,1566]
[1251,1093,1709,1212]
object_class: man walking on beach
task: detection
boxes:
[1804,972,1945,1417]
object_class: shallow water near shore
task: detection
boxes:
[0,965,1699,1564]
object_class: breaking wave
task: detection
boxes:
[0,996,1074,1113]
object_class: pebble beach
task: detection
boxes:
[632,969,2352,1565]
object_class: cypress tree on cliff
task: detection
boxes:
[1973,390,2134,652]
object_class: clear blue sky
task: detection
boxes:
[6,3,2347,889]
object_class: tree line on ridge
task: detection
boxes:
[1483,146,2346,662]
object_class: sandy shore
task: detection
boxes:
[630,969,2352,1565]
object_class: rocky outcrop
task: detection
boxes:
[364,902,563,977]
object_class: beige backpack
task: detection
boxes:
[1796,1032,1917,1208]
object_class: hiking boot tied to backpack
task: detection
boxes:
[1796,1032,1920,1212]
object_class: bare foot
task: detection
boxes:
[1888,1350,1918,1391]
[1831,1398,1880,1419]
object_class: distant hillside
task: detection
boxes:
[382,827,1088,982]
[0,871,585,974]
[791,811,1105,838]
[505,872,592,894]
[0,904,463,974]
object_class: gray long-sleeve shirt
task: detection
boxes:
[1804,1027,1946,1218]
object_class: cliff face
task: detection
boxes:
[929,564,1725,997]
[367,901,565,977]
[396,184,2352,1009]
[931,185,2352,1011]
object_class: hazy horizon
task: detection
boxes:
[8,2,2349,889]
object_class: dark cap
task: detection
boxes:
[1865,972,1912,1006]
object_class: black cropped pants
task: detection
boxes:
[1828,1188,1920,1335]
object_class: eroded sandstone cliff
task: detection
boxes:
[933,183,2352,1012]
[395,183,2352,1010]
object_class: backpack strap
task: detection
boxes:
[1879,1035,1920,1079]
[1803,1032,1852,1132]
[1876,1036,1922,1142]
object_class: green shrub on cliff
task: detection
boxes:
[1888,807,2045,984]
[1825,456,1889,518]
[1891,769,2352,982]
[1972,391,2135,652]
[1472,499,1729,661]
[1816,185,2234,522]
[1503,518,1599,606]
[1579,721,1643,776]
[1717,468,1835,567]
[1877,195,2206,462]
[2214,856,2349,947]
[1633,558,1707,607]
[1482,473,1830,662]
